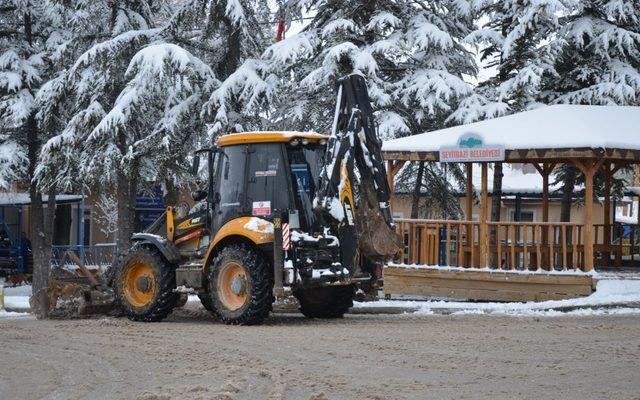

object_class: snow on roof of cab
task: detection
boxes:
[382,105,640,153]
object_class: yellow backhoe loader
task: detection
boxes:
[41,74,400,324]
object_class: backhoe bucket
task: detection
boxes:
[356,183,402,261]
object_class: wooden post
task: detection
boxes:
[574,159,605,271]
[584,163,595,271]
[601,162,624,264]
[387,160,395,211]
[481,163,489,268]
[386,160,407,213]
[603,162,612,264]
[465,164,474,266]
[466,163,473,221]
[533,162,556,268]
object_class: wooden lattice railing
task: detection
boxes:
[394,219,589,271]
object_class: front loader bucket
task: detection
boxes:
[30,251,116,319]
[31,274,117,319]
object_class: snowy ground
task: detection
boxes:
[1,303,640,399]
[354,279,640,317]
[4,275,640,320]
[1,280,32,317]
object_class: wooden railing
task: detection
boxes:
[593,223,640,266]
[395,219,587,271]
[487,222,584,271]
[395,219,480,267]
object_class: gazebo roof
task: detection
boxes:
[382,105,640,162]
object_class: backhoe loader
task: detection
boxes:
[98,74,399,325]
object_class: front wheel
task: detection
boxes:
[207,244,273,325]
[114,246,178,322]
[294,285,355,319]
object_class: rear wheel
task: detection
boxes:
[208,244,272,325]
[294,285,355,319]
[114,246,178,322]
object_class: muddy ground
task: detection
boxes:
[1,303,639,400]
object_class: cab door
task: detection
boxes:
[212,144,248,232]
[245,143,291,220]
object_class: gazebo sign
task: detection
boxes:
[439,133,505,162]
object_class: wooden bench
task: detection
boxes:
[383,265,595,302]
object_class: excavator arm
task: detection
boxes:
[315,74,400,270]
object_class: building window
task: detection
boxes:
[510,210,535,222]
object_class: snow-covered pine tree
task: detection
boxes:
[543,1,640,221]
[34,0,160,254]
[36,1,215,253]
[167,0,279,139]
[546,0,640,106]
[461,0,570,226]
[265,0,477,218]
[0,1,68,293]
[35,0,176,188]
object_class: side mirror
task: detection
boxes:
[191,190,207,202]
[191,155,200,176]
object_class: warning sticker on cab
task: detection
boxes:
[252,201,271,216]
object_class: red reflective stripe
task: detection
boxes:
[282,223,290,250]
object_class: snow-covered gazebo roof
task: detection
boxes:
[382,105,640,163]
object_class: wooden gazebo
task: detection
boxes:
[382,105,640,301]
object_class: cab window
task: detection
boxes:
[217,145,247,225]
[246,143,290,215]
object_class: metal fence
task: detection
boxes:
[51,243,118,268]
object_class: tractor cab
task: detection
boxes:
[202,131,329,235]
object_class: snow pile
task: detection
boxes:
[1,282,30,315]
[243,218,274,234]
[291,229,339,247]
[3,284,32,297]
[0,310,31,319]
[356,279,640,317]
[616,198,638,225]
[4,295,30,310]
[1,283,31,317]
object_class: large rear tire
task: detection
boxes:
[294,285,355,319]
[208,244,273,325]
[114,246,178,322]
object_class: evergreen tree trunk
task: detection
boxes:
[116,169,138,256]
[411,162,425,219]
[28,114,56,294]
[216,19,241,79]
[163,177,180,206]
[560,171,575,223]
